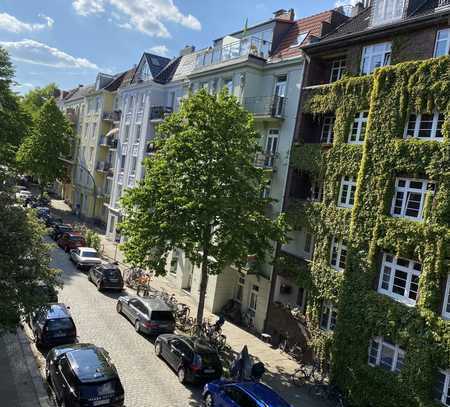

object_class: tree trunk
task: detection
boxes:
[196,225,211,323]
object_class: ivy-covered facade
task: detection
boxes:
[269,1,450,406]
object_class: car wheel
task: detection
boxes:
[134,320,141,333]
[155,342,162,357]
[116,302,122,314]
[204,393,214,407]
[178,367,186,384]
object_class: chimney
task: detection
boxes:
[352,2,365,17]
[273,8,295,21]
[180,45,195,56]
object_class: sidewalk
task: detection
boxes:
[0,328,52,407]
[51,199,325,407]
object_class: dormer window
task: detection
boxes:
[372,0,405,26]
[140,61,152,81]
[290,32,308,48]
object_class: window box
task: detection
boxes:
[378,253,421,306]
[391,178,435,221]
[443,275,450,320]
[348,112,368,144]
[434,29,450,58]
[368,337,405,373]
[338,176,356,208]
[320,302,337,331]
[330,237,347,272]
[361,42,391,75]
[434,370,450,406]
[404,112,444,141]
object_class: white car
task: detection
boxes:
[69,247,102,270]
[16,190,32,200]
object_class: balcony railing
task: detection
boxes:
[102,111,121,122]
[150,106,173,121]
[254,152,278,169]
[195,36,271,69]
[243,96,287,118]
[96,161,111,172]
[99,136,118,149]
[437,0,450,8]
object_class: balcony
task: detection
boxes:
[106,168,114,178]
[150,106,173,122]
[254,152,278,170]
[102,111,120,122]
[99,135,118,150]
[437,0,450,8]
[194,36,271,70]
[243,96,286,120]
[113,110,122,123]
[96,161,111,173]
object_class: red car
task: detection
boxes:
[57,232,86,252]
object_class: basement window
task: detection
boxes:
[404,112,444,140]
[368,337,405,373]
[435,370,450,406]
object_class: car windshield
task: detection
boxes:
[104,269,121,278]
[79,379,122,399]
[69,236,83,241]
[46,318,74,331]
[151,311,174,321]
[81,251,98,258]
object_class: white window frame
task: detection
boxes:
[338,176,356,208]
[403,112,444,141]
[435,369,450,406]
[249,284,259,311]
[235,274,245,303]
[310,180,324,202]
[372,0,405,26]
[330,237,347,272]
[368,337,405,373]
[320,302,337,331]
[378,253,421,306]
[265,129,279,168]
[443,275,450,320]
[434,29,450,58]
[290,31,309,48]
[330,58,346,83]
[348,112,369,144]
[321,116,335,144]
[361,42,392,75]
[391,178,435,221]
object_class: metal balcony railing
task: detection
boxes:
[150,106,173,121]
[254,152,278,169]
[102,111,121,122]
[195,36,272,69]
[243,96,287,118]
[438,0,450,8]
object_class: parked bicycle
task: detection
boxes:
[292,358,324,387]
[311,384,347,407]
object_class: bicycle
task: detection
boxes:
[292,359,323,387]
[241,309,256,332]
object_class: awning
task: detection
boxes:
[105,128,119,138]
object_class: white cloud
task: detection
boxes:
[72,0,201,37]
[148,45,169,56]
[0,12,54,33]
[0,39,99,70]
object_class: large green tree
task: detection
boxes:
[21,83,59,118]
[16,98,73,194]
[120,89,286,322]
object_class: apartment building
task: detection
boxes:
[272,0,450,405]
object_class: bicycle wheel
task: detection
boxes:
[292,367,309,386]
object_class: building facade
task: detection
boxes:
[274,0,450,405]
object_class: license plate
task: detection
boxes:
[204,369,215,373]
[93,400,110,406]
[53,332,66,338]
[109,278,119,282]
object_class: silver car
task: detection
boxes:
[116,295,175,335]
[69,247,102,270]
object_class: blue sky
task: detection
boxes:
[0,0,347,93]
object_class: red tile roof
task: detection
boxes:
[271,10,345,61]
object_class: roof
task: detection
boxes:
[45,304,71,320]
[154,56,182,84]
[238,382,290,406]
[119,67,137,88]
[323,6,372,41]
[271,10,346,61]
[66,346,117,382]
[104,71,128,91]
[64,84,95,102]
[171,52,198,81]
[143,52,171,77]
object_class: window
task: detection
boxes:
[224,386,258,407]
[321,116,335,144]
[141,61,152,80]
[372,0,404,26]
[443,275,450,320]
[435,370,450,406]
[320,302,337,331]
[338,176,356,208]
[124,125,130,142]
[435,29,450,57]
[89,147,94,164]
[404,112,444,140]
[361,42,392,74]
[170,251,178,274]
[348,112,369,144]
[130,156,137,175]
[235,274,245,303]
[265,129,279,167]
[223,78,233,94]
[304,231,313,255]
[291,31,308,48]
[120,154,126,171]
[310,181,324,202]
[330,58,346,82]
[168,91,176,109]
[200,82,209,91]
[135,124,141,144]
[261,179,271,199]
[92,122,97,139]
[378,253,421,306]
[391,178,435,221]
[249,285,259,311]
[368,337,405,373]
[330,237,347,272]
[95,96,101,112]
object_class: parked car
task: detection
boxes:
[30,303,77,348]
[44,215,63,228]
[16,189,32,201]
[57,232,86,252]
[35,206,50,219]
[70,247,102,270]
[116,295,175,335]
[89,263,124,291]
[46,343,125,407]
[203,381,292,407]
[50,223,73,241]
[155,334,222,384]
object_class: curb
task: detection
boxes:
[17,327,52,407]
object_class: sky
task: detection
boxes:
[0,0,354,94]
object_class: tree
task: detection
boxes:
[120,89,287,322]
[16,98,73,194]
[21,83,59,118]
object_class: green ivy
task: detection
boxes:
[287,56,450,406]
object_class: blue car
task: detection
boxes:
[203,380,293,407]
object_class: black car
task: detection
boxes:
[155,334,223,384]
[46,343,125,407]
[30,303,77,348]
[44,215,63,228]
[50,224,73,241]
[89,263,124,291]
